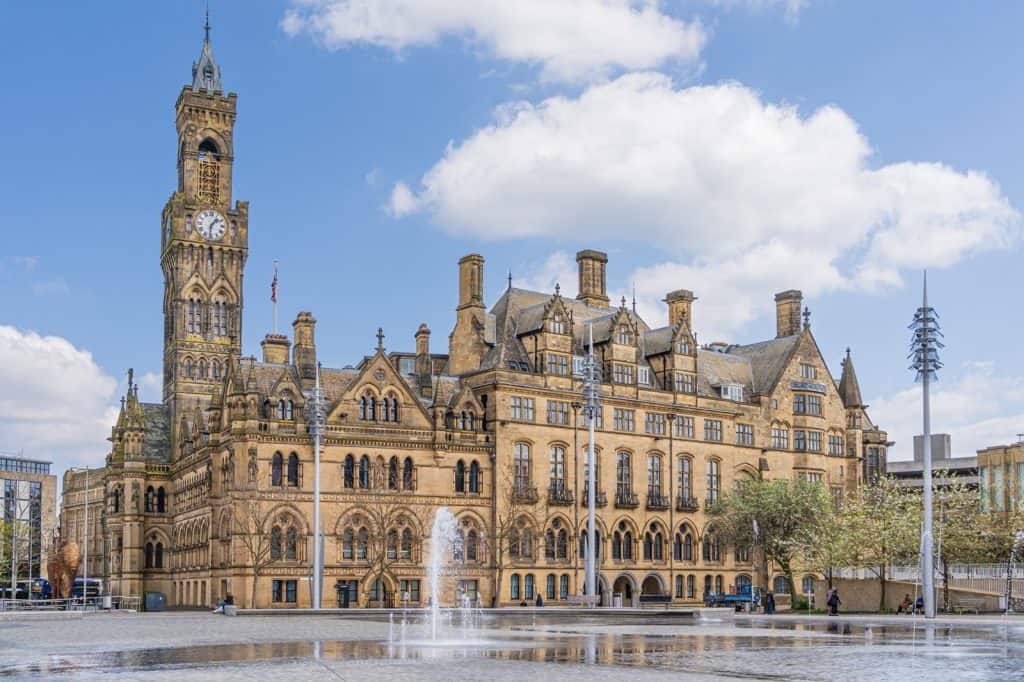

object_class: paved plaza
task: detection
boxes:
[0,609,1022,680]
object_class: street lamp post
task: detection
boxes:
[909,272,943,618]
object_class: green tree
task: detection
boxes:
[709,478,830,599]
[933,472,984,612]
[839,476,921,611]
[795,491,854,590]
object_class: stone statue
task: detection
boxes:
[131,482,141,513]
[248,450,258,482]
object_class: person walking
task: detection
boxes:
[827,588,841,616]
[765,591,775,615]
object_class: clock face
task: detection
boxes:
[195,209,226,241]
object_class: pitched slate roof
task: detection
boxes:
[725,334,801,395]
[695,349,754,398]
[140,403,171,462]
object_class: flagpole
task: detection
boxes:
[272,260,279,335]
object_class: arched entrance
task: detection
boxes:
[641,575,664,597]
[612,574,638,607]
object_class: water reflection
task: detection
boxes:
[3,615,1023,679]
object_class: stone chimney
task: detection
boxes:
[449,254,488,376]
[576,249,610,309]
[774,290,803,338]
[292,312,317,388]
[665,289,695,327]
[261,333,291,364]
[415,323,432,393]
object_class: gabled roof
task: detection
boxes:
[696,349,754,398]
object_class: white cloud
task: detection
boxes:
[12,256,38,271]
[512,250,579,299]
[700,0,811,21]
[0,326,118,475]
[870,361,1024,462]
[393,73,1020,338]
[281,0,706,83]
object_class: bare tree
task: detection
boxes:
[492,465,549,606]
[235,496,273,608]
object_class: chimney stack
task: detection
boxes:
[415,323,431,387]
[261,333,291,364]
[449,254,488,376]
[576,249,610,309]
[292,311,317,387]
[774,290,803,338]
[665,289,695,327]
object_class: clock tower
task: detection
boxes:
[161,15,248,437]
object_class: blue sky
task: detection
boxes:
[2,1,1022,473]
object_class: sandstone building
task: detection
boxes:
[61,25,889,609]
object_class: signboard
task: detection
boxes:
[789,381,827,394]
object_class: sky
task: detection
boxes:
[1,1,1023,478]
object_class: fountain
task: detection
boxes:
[427,507,460,640]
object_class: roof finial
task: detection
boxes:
[376,327,385,352]
[555,282,561,296]
[205,1,211,42]
[632,282,637,313]
[127,367,134,392]
[507,270,512,290]
[802,306,811,329]
[620,295,627,309]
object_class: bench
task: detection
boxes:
[639,594,672,608]
[952,598,984,614]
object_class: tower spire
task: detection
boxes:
[191,4,222,93]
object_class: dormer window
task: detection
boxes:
[719,384,743,402]
[616,325,633,345]
[676,339,692,355]
[637,366,651,386]
[549,314,566,334]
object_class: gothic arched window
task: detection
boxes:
[401,528,413,560]
[155,542,164,568]
[388,394,399,422]
[271,452,283,486]
[468,460,480,494]
[156,487,166,513]
[359,455,370,489]
[287,453,299,486]
[455,460,466,493]
[270,526,282,560]
[145,486,155,513]
[356,528,368,560]
[285,526,298,561]
[342,528,354,560]
[145,542,154,569]
[403,457,414,491]
[453,528,465,562]
[467,529,478,562]
[513,443,531,493]
[344,455,355,489]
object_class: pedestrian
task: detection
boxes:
[536,593,543,607]
[914,595,924,615]
[897,594,912,615]
[765,591,775,615]
[827,588,841,616]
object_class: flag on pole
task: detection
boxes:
[271,261,278,303]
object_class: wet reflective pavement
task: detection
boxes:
[2,612,1022,680]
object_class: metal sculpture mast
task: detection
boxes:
[308,363,326,609]
[583,323,601,604]
[909,272,943,618]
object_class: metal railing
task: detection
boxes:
[646,493,670,510]
[0,595,141,612]
[580,485,607,507]
[676,495,699,512]
[548,485,574,506]
[614,491,639,509]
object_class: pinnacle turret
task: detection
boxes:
[191,7,222,93]
[838,348,864,408]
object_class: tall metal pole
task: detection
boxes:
[583,323,599,604]
[83,468,89,605]
[909,272,942,619]
[309,363,324,609]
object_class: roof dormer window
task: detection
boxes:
[615,325,633,345]
[549,313,566,334]
[719,384,743,402]
[676,339,692,355]
[637,366,651,386]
